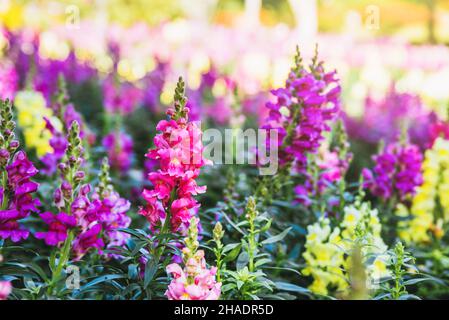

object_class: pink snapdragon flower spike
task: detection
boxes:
[0,281,12,300]
[1,100,41,242]
[166,253,221,300]
[261,46,341,174]
[139,77,211,235]
[165,218,221,300]
[362,140,423,201]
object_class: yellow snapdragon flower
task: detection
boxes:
[302,217,347,296]
[397,137,449,243]
[303,202,390,296]
[14,90,61,157]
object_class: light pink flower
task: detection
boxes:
[0,281,12,300]
[165,250,221,300]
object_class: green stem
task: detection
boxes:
[1,171,8,210]
[47,230,75,296]
[216,252,222,283]
[248,219,256,273]
[153,193,174,264]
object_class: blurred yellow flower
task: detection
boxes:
[14,90,61,157]
[303,202,390,296]
[398,137,449,243]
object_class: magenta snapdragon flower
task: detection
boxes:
[35,212,76,246]
[139,78,211,234]
[1,100,41,242]
[72,223,105,258]
[0,151,41,242]
[363,142,423,200]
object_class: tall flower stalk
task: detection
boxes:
[139,77,211,240]
[258,46,341,201]
[0,99,40,243]
[42,120,85,294]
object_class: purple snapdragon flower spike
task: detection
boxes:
[261,47,341,173]
[363,142,423,201]
[0,150,41,243]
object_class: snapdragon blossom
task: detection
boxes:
[0,151,41,242]
[0,281,12,300]
[165,217,221,300]
[1,99,40,243]
[303,201,389,296]
[139,78,211,234]
[261,48,341,173]
[397,137,449,243]
[363,141,423,201]
[36,122,131,260]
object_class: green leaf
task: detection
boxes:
[255,258,271,268]
[80,274,126,291]
[222,243,240,254]
[144,259,158,288]
[275,282,310,295]
[261,227,292,245]
[223,244,242,263]
[236,251,249,271]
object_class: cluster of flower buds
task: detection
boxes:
[0,99,19,167]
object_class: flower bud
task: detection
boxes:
[54,188,65,208]
[0,148,10,166]
[74,171,85,183]
[213,222,224,243]
[8,140,19,151]
[61,180,72,199]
